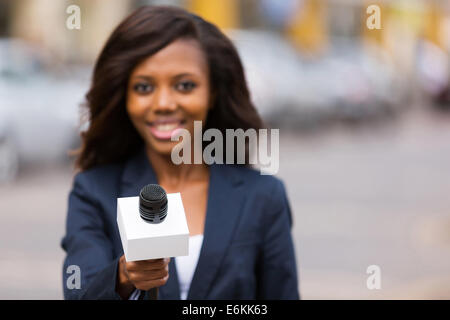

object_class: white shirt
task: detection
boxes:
[128,234,204,300]
[175,234,204,300]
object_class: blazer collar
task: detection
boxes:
[187,163,245,299]
[120,147,157,195]
[119,146,245,299]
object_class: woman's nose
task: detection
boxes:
[152,86,177,112]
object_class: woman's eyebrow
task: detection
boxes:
[173,72,197,79]
[132,73,197,81]
[133,75,153,81]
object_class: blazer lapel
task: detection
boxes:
[119,147,181,300]
[187,163,245,299]
[119,146,158,198]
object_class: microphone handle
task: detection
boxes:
[147,287,158,300]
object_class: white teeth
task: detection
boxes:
[155,123,179,131]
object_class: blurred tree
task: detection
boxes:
[285,0,328,56]
[422,0,447,50]
[187,0,239,30]
[239,0,265,29]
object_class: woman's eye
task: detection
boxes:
[133,83,153,94]
[175,81,196,92]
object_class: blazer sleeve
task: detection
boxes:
[256,179,300,300]
[61,172,122,300]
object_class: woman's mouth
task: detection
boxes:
[146,119,186,140]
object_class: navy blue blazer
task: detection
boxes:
[61,147,299,299]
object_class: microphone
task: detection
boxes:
[116,184,189,301]
[139,184,167,300]
[139,184,168,224]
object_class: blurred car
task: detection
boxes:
[310,39,407,122]
[0,38,89,182]
[226,30,407,128]
[435,84,450,109]
[0,103,18,183]
[417,39,450,110]
[226,29,330,128]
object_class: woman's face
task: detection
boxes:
[126,38,211,156]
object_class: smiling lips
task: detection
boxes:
[146,119,185,140]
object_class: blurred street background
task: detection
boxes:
[0,0,449,299]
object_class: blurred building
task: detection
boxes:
[0,0,448,63]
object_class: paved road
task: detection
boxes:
[1,108,449,299]
[279,109,450,299]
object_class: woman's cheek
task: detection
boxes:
[181,95,210,119]
[126,101,147,138]
[128,95,151,118]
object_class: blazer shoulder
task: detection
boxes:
[227,165,287,198]
[227,165,293,226]
[72,162,124,198]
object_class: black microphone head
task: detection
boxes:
[139,184,168,224]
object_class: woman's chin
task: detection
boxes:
[146,139,179,158]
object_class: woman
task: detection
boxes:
[61,5,299,300]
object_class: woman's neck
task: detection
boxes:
[145,146,209,192]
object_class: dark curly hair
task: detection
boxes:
[74,5,264,171]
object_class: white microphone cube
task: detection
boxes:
[117,193,189,262]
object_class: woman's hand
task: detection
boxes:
[116,254,170,299]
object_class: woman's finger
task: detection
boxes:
[134,274,169,291]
